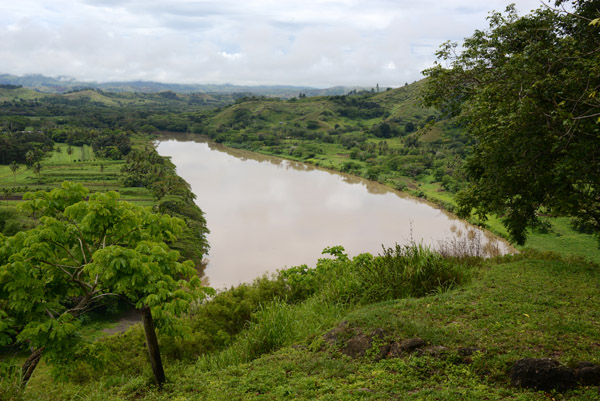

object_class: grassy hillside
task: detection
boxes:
[12,248,600,400]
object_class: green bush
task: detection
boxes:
[358,243,465,303]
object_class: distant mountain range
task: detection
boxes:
[0,74,373,98]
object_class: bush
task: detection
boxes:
[358,243,465,303]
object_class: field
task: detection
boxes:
[0,140,155,207]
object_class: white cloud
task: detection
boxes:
[0,0,545,87]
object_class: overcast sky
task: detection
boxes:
[1,0,545,88]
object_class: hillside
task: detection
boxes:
[196,81,468,211]
[193,81,600,263]
[15,248,600,400]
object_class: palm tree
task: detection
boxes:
[10,161,19,184]
[25,150,35,167]
[33,162,42,180]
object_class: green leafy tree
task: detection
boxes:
[9,161,19,184]
[422,1,600,244]
[24,150,35,167]
[0,182,212,387]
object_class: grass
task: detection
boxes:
[0,139,155,208]
[16,250,600,400]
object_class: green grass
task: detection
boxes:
[0,140,154,209]
[17,251,600,400]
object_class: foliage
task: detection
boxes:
[0,131,52,165]
[422,3,600,244]
[0,182,211,384]
[122,146,210,268]
[17,250,600,400]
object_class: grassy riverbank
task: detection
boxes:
[12,246,599,400]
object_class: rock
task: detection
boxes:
[323,321,350,345]
[370,328,388,340]
[420,345,449,357]
[387,341,403,358]
[399,338,426,352]
[385,338,426,358]
[374,343,391,362]
[510,358,576,392]
[341,333,372,358]
[574,362,600,386]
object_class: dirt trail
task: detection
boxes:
[102,308,142,335]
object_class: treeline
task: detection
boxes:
[0,128,132,165]
[121,146,210,271]
[0,131,53,165]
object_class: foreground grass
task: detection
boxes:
[18,251,600,400]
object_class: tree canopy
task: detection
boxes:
[422,1,600,244]
[0,182,211,385]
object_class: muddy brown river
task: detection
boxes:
[156,134,508,288]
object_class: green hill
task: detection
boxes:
[17,248,600,400]
[196,81,464,208]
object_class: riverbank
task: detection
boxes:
[16,246,600,400]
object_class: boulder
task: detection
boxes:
[574,362,600,386]
[510,358,576,392]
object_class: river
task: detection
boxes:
[156,134,508,289]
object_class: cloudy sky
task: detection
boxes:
[1,0,545,88]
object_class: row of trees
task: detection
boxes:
[121,146,210,270]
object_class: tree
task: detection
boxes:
[66,145,74,160]
[1,187,13,206]
[24,150,35,167]
[32,162,42,180]
[9,161,19,184]
[422,1,600,244]
[0,182,211,387]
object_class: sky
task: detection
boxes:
[1,0,546,88]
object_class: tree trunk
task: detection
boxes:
[21,347,44,387]
[141,307,166,386]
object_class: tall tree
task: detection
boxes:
[9,161,19,184]
[0,182,212,387]
[422,1,600,244]
[32,162,42,180]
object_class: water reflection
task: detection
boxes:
[156,134,511,289]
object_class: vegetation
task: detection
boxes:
[0,182,212,387]
[1,245,597,400]
[1,2,599,399]
[422,1,600,245]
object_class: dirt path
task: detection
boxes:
[102,308,142,335]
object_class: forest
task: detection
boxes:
[1,1,600,399]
